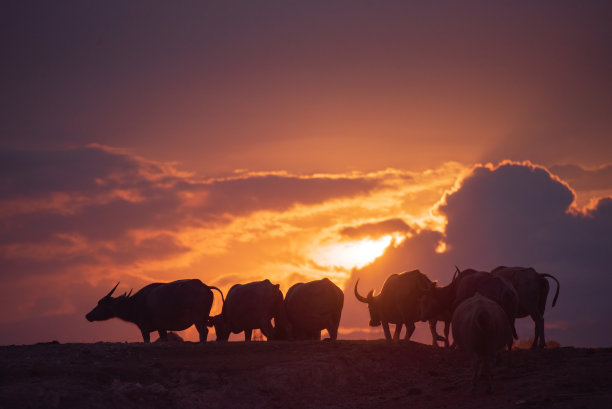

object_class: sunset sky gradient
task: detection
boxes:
[1,1,611,346]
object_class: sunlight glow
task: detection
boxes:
[313,235,394,269]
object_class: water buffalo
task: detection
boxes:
[354,269,443,344]
[452,293,514,393]
[454,269,519,345]
[284,278,344,340]
[208,279,290,341]
[491,266,560,348]
[419,267,478,347]
[85,279,224,343]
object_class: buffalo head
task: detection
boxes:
[354,279,382,327]
[85,282,132,322]
[207,314,230,341]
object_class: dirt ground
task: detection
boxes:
[1,340,611,409]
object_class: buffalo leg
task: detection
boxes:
[429,320,448,347]
[244,329,253,342]
[195,321,209,343]
[531,312,545,349]
[443,320,450,348]
[326,327,337,340]
[428,320,441,347]
[392,323,402,341]
[326,322,338,341]
[158,329,168,342]
[507,316,516,350]
[404,322,415,341]
[326,314,338,340]
[332,309,342,340]
[141,330,151,343]
[404,322,414,341]
[382,321,393,341]
[260,319,275,341]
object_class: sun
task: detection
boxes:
[313,235,394,270]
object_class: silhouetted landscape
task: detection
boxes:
[3,2,612,408]
[2,340,611,409]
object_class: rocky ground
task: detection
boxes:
[1,340,611,409]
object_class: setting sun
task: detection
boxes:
[313,235,395,270]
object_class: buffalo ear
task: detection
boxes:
[432,280,438,288]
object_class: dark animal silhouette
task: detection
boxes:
[419,286,452,348]
[419,266,478,347]
[208,279,290,341]
[491,266,560,348]
[85,279,224,342]
[284,278,344,340]
[354,270,443,343]
[155,332,184,343]
[453,269,519,347]
[452,293,513,393]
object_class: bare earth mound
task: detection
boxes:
[1,341,610,409]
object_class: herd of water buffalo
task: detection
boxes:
[85,266,560,392]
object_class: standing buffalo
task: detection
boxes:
[452,293,514,393]
[453,269,519,346]
[86,279,224,343]
[491,266,560,348]
[208,279,290,341]
[284,278,344,340]
[419,267,478,347]
[354,270,444,344]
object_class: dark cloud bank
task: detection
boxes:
[344,162,612,347]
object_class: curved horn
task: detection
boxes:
[126,288,133,298]
[452,265,461,281]
[354,279,369,303]
[106,282,120,298]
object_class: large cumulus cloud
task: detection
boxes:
[344,161,612,347]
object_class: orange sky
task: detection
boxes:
[1,1,612,346]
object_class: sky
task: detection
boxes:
[1,1,611,347]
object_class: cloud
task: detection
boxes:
[1,145,466,344]
[343,161,612,347]
[0,145,185,201]
[339,218,413,239]
[438,161,577,265]
[0,146,386,269]
[549,163,612,191]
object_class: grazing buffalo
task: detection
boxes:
[452,293,514,393]
[86,279,224,343]
[491,266,560,348]
[454,270,519,345]
[354,270,443,344]
[208,279,290,341]
[284,278,344,340]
